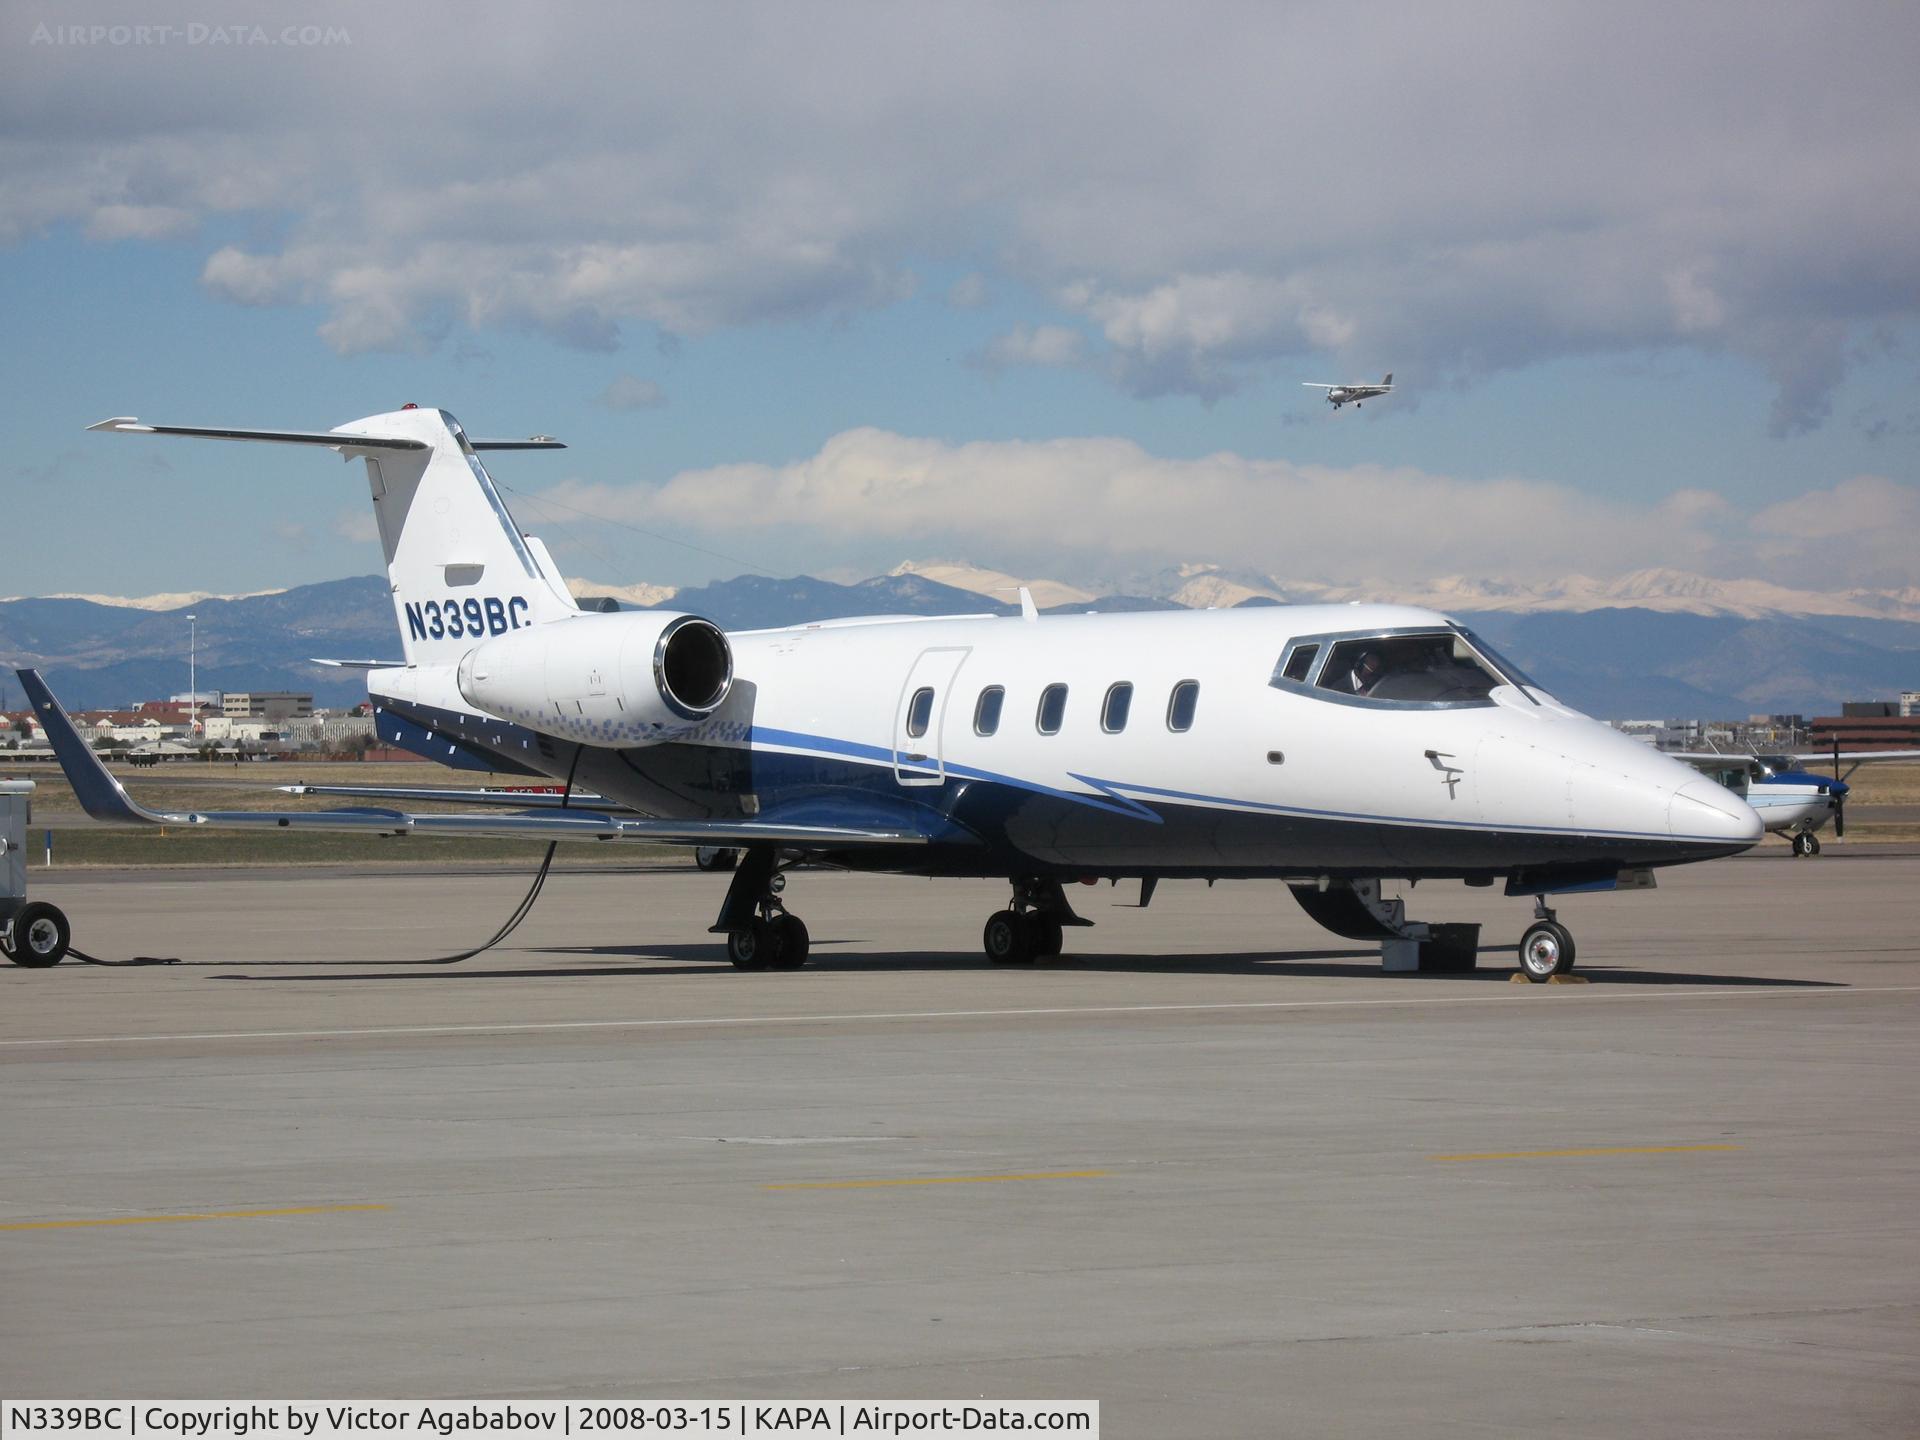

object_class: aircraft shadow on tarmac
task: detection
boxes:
[205,944,1846,987]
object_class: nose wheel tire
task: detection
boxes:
[984,910,1037,965]
[1517,919,1575,981]
[1792,831,1820,857]
[4,901,71,968]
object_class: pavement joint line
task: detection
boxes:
[3,983,1919,1049]
[0,1203,388,1231]
[766,1170,1109,1190]
[1429,1144,1742,1162]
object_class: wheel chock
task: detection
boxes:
[1509,973,1592,984]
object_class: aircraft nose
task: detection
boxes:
[1669,778,1764,847]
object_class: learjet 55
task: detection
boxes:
[17,406,1761,979]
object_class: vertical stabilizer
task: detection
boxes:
[350,407,578,664]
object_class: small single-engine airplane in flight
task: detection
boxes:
[1303,373,1393,410]
[12,405,1761,980]
[1671,747,1920,856]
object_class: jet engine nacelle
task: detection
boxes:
[456,610,733,746]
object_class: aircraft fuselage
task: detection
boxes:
[373,603,1760,886]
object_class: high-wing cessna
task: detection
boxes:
[1302,373,1393,410]
[1672,747,1920,856]
[15,405,1761,981]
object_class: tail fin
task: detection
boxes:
[90,407,579,665]
[356,408,579,664]
[1383,373,1393,386]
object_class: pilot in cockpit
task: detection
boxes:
[1347,648,1385,695]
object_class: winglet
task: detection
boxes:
[14,668,168,824]
[1018,586,1040,622]
[86,417,155,433]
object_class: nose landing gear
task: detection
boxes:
[1517,899,1576,982]
[1791,830,1821,857]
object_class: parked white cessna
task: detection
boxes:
[1303,373,1393,410]
[17,405,1760,980]
[1672,748,1920,856]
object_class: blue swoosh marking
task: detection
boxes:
[747,725,1733,846]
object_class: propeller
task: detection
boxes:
[1832,739,1846,839]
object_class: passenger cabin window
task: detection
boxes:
[1167,680,1200,732]
[1036,683,1068,735]
[905,686,935,739]
[1315,633,1506,705]
[974,686,1005,736]
[1102,682,1133,733]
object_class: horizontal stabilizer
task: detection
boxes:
[87,417,427,451]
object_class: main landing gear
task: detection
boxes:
[1517,898,1577,982]
[983,877,1092,965]
[1791,830,1821,857]
[709,845,809,970]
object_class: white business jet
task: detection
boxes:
[1303,373,1393,410]
[13,405,1760,981]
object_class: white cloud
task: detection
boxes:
[83,203,195,242]
[947,273,990,309]
[974,323,1084,371]
[595,373,666,411]
[533,429,1920,589]
[7,2,1917,425]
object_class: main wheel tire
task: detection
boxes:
[1517,919,1574,981]
[7,901,71,968]
[1032,916,1064,957]
[769,913,810,969]
[695,847,739,872]
[1806,833,1821,856]
[727,918,781,970]
[983,910,1036,965]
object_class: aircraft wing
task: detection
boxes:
[1301,383,1340,389]
[279,783,625,809]
[15,669,930,849]
[1668,752,1763,772]
[1787,749,1920,765]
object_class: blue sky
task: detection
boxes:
[3,2,1917,599]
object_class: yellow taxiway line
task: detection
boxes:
[766,1170,1108,1191]
[1428,1144,1740,1163]
[0,1203,388,1232]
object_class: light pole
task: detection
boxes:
[186,613,197,730]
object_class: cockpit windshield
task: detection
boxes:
[1272,627,1535,708]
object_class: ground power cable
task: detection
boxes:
[55,746,585,969]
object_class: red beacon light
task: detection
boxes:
[401,402,418,410]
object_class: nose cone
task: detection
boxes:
[1669,778,1764,848]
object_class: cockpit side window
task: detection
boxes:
[1277,643,1319,684]
[1318,633,1503,704]
[1271,627,1528,708]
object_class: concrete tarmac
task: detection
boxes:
[4,849,1919,1436]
